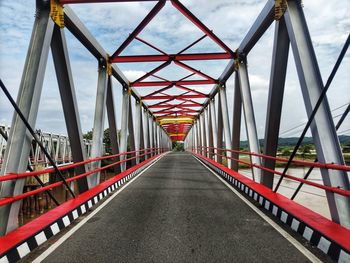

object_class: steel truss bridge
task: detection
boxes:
[0,0,349,262]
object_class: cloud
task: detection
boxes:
[0,0,349,140]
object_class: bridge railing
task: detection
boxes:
[0,147,163,208]
[193,146,350,199]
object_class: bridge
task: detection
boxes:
[0,0,349,262]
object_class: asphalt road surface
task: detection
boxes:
[42,152,316,263]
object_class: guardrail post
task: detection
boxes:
[0,0,54,236]
[237,58,262,181]
[285,0,350,227]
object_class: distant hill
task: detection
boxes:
[239,135,350,148]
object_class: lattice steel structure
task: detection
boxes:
[0,0,349,238]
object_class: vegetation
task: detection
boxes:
[172,142,184,151]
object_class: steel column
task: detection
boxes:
[210,100,218,162]
[285,0,350,227]
[119,89,130,171]
[51,25,89,193]
[201,112,207,156]
[217,95,223,164]
[207,104,214,159]
[231,72,242,171]
[0,1,54,235]
[137,103,145,160]
[128,97,136,166]
[237,60,262,181]
[262,17,290,188]
[219,85,232,168]
[89,62,108,188]
[106,76,121,174]
[143,110,150,159]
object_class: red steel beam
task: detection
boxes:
[176,85,206,96]
[111,52,232,63]
[148,103,201,109]
[133,79,216,87]
[132,60,171,84]
[142,94,207,100]
[177,34,207,54]
[135,36,168,55]
[170,0,233,55]
[174,60,214,81]
[110,0,166,59]
[142,84,174,99]
[153,110,199,115]
[60,0,160,3]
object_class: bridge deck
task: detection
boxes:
[42,152,314,262]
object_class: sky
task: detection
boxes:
[0,0,349,141]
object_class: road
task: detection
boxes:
[41,152,316,263]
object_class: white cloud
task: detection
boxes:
[0,0,349,140]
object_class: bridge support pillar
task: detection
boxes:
[217,94,223,164]
[237,59,262,181]
[210,100,218,162]
[285,0,350,228]
[89,62,108,188]
[120,89,130,171]
[219,85,232,168]
[106,77,121,174]
[262,17,289,189]
[51,25,89,193]
[143,110,150,159]
[231,72,242,172]
[128,98,136,166]
[0,1,54,235]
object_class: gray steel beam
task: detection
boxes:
[285,0,350,227]
[0,1,54,235]
[210,100,218,162]
[207,105,214,159]
[149,114,154,156]
[217,95,223,164]
[237,60,262,181]
[219,86,232,168]
[201,112,207,156]
[262,17,290,189]
[89,62,108,188]
[119,89,130,171]
[134,102,140,163]
[106,76,121,174]
[143,110,150,159]
[238,0,275,54]
[138,104,145,160]
[231,72,242,172]
[64,6,129,86]
[51,25,89,193]
[128,96,136,166]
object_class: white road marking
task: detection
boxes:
[33,154,167,263]
[194,156,322,263]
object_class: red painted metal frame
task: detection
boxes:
[111,52,232,63]
[60,0,233,141]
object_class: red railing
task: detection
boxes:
[0,147,165,207]
[193,146,350,198]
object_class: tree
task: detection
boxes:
[83,128,116,154]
